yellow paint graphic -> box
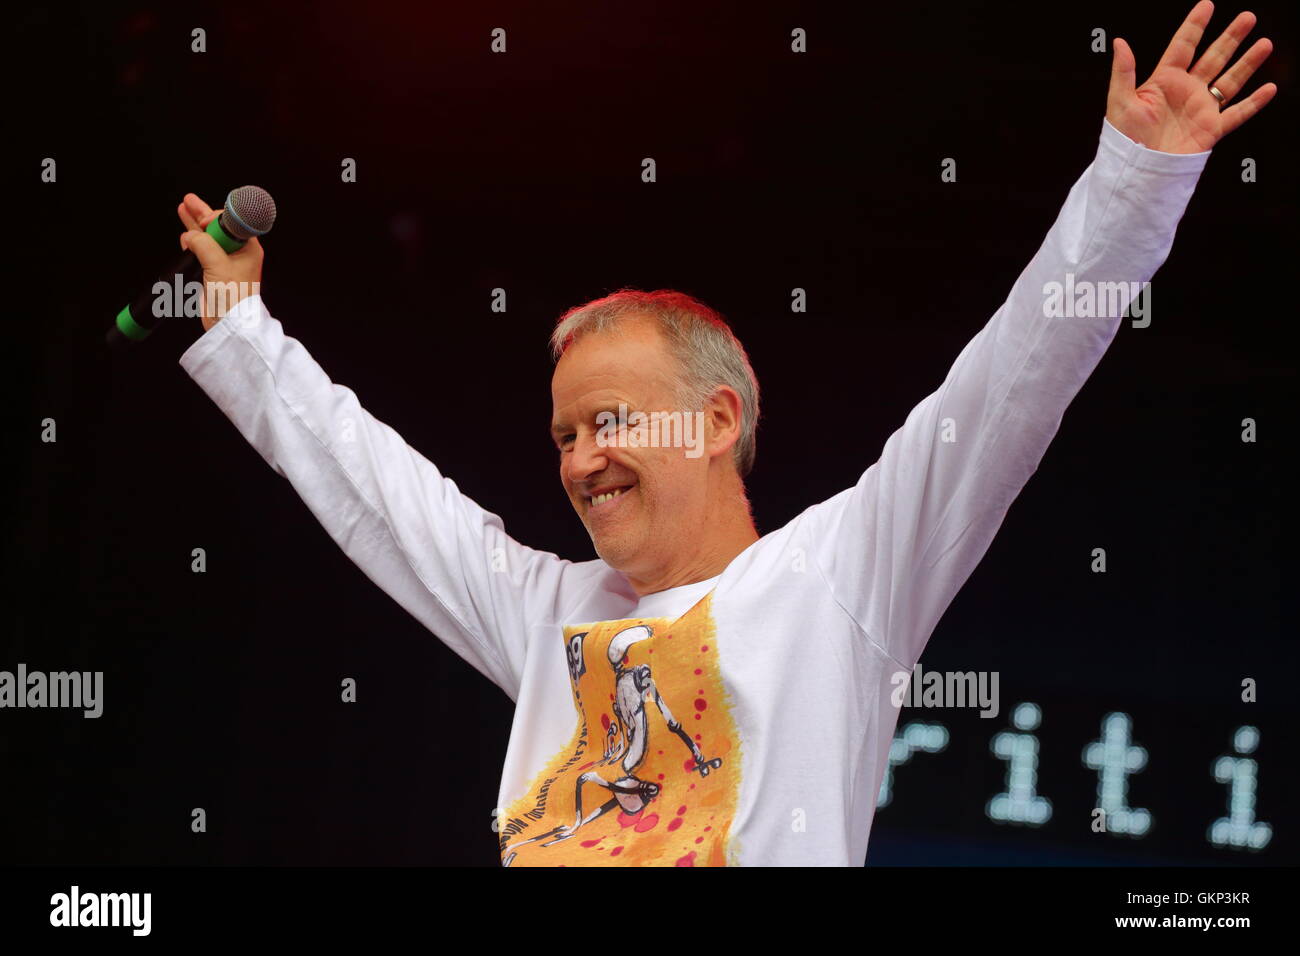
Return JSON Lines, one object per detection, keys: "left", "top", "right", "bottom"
{"left": 499, "top": 593, "right": 741, "bottom": 866}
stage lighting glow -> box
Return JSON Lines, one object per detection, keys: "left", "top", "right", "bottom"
{"left": 876, "top": 721, "right": 950, "bottom": 808}
{"left": 987, "top": 702, "right": 1052, "bottom": 826}
{"left": 1082, "top": 711, "right": 1151, "bottom": 837}
{"left": 1208, "top": 726, "right": 1271, "bottom": 850}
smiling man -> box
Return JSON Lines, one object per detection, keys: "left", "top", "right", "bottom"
{"left": 550, "top": 297, "right": 760, "bottom": 595}
{"left": 177, "top": 3, "right": 1273, "bottom": 865}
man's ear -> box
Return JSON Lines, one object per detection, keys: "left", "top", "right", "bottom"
{"left": 704, "top": 385, "right": 744, "bottom": 462}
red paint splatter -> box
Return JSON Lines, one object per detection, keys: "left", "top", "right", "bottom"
{"left": 581, "top": 839, "right": 600, "bottom": 848}
{"left": 667, "top": 818, "right": 683, "bottom": 832}
{"left": 700, "top": 645, "right": 709, "bottom": 653}
{"left": 677, "top": 805, "right": 688, "bottom": 815}
{"left": 676, "top": 851, "right": 697, "bottom": 867}
{"left": 694, "top": 668, "right": 702, "bottom": 675}
{"left": 611, "top": 846, "right": 623, "bottom": 856}
{"left": 634, "top": 814, "right": 660, "bottom": 833}
{"left": 616, "top": 810, "right": 643, "bottom": 829}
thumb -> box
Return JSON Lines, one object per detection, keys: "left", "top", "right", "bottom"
{"left": 181, "top": 229, "right": 228, "bottom": 272}
{"left": 1109, "top": 37, "right": 1137, "bottom": 102}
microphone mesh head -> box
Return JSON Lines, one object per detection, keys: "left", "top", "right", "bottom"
{"left": 220, "top": 185, "right": 277, "bottom": 240}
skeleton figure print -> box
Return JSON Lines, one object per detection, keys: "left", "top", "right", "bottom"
{"left": 499, "top": 592, "right": 741, "bottom": 866}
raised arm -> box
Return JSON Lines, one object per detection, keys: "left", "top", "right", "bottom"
{"left": 799, "top": 2, "right": 1273, "bottom": 669}
{"left": 177, "top": 289, "right": 601, "bottom": 702}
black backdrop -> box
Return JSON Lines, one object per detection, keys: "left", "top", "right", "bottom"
{"left": 8, "top": 0, "right": 1296, "bottom": 866}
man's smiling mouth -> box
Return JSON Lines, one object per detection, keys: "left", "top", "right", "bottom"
{"left": 587, "top": 485, "right": 634, "bottom": 509}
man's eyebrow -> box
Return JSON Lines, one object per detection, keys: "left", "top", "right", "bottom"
{"left": 549, "top": 403, "right": 626, "bottom": 438}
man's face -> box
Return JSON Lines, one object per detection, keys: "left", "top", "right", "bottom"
{"left": 551, "top": 316, "right": 709, "bottom": 578}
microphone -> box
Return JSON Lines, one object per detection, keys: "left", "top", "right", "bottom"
{"left": 106, "top": 186, "right": 277, "bottom": 346}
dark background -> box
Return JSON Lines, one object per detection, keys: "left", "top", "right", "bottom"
{"left": 7, "top": 0, "right": 1296, "bottom": 866}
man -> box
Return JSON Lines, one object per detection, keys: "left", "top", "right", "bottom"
{"left": 176, "top": 2, "right": 1274, "bottom": 865}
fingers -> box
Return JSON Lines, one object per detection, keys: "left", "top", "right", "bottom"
{"left": 178, "top": 193, "right": 216, "bottom": 247}
{"left": 177, "top": 202, "right": 200, "bottom": 234}
{"left": 1156, "top": 0, "right": 1215, "bottom": 72}
{"left": 184, "top": 193, "right": 214, "bottom": 221}
{"left": 1208, "top": 36, "right": 1273, "bottom": 103}
{"left": 179, "top": 205, "right": 224, "bottom": 249}
{"left": 1109, "top": 37, "right": 1137, "bottom": 103}
{"left": 1191, "top": 10, "right": 1256, "bottom": 82}
{"left": 179, "top": 230, "right": 227, "bottom": 271}
{"left": 1218, "top": 81, "right": 1277, "bottom": 137}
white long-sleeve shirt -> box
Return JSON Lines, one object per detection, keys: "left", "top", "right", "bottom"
{"left": 179, "top": 118, "right": 1208, "bottom": 866}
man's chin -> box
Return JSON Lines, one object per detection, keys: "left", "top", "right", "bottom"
{"left": 591, "top": 533, "right": 637, "bottom": 571}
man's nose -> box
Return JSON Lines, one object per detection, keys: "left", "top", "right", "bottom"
{"left": 565, "top": 430, "right": 610, "bottom": 485}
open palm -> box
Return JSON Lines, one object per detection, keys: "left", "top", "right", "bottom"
{"left": 1107, "top": 1, "right": 1276, "bottom": 154}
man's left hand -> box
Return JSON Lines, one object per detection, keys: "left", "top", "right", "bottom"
{"left": 1107, "top": 1, "right": 1276, "bottom": 153}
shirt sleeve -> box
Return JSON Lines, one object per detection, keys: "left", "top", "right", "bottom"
{"left": 178, "top": 297, "right": 598, "bottom": 701}
{"left": 800, "top": 117, "right": 1211, "bottom": 669}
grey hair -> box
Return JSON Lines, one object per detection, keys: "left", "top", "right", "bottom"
{"left": 550, "top": 288, "right": 761, "bottom": 478}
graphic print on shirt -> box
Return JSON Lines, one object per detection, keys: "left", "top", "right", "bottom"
{"left": 498, "top": 592, "right": 741, "bottom": 866}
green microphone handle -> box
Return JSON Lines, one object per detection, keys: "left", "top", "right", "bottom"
{"left": 107, "top": 215, "right": 246, "bottom": 346}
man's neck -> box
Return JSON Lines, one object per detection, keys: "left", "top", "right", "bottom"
{"left": 626, "top": 515, "right": 759, "bottom": 598}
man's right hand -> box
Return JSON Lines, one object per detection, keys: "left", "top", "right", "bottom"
{"left": 177, "top": 192, "right": 265, "bottom": 332}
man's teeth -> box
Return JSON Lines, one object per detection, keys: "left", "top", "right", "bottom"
{"left": 590, "top": 488, "right": 630, "bottom": 506}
